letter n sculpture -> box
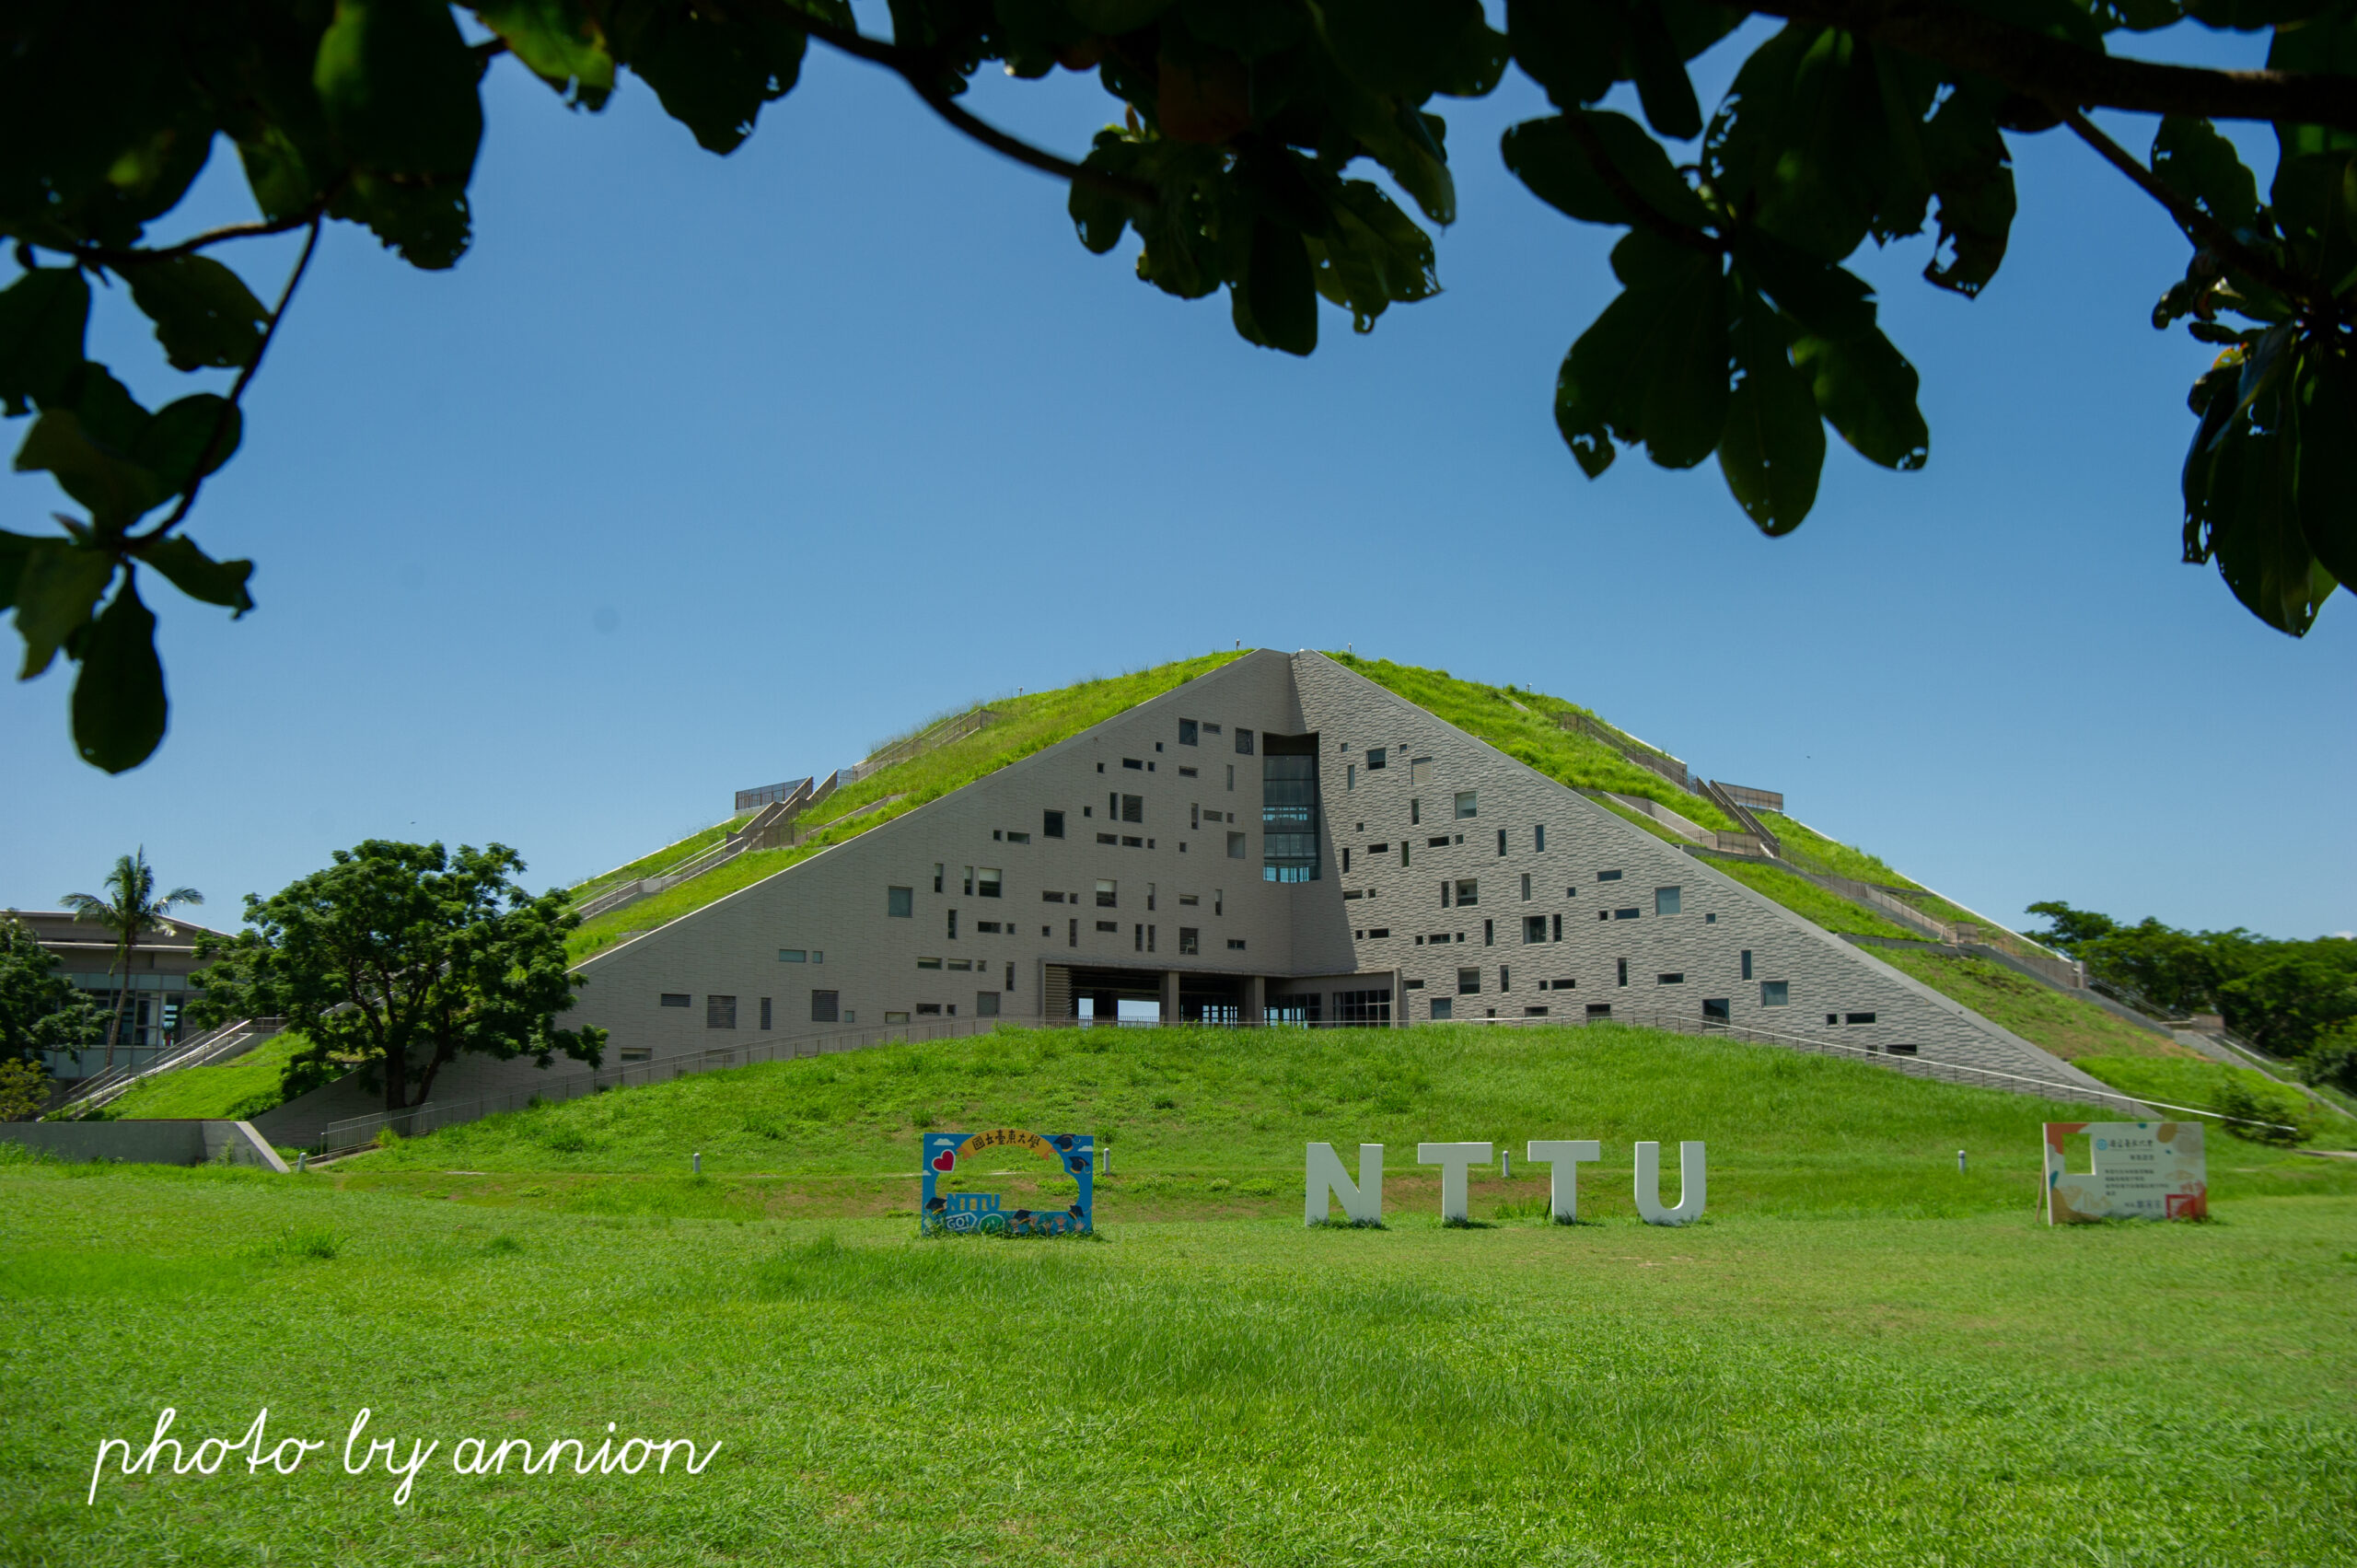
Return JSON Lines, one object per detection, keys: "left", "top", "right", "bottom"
{"left": 922, "top": 1129, "right": 1095, "bottom": 1236}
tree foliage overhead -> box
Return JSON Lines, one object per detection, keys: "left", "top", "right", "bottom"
{"left": 189, "top": 840, "right": 603, "bottom": 1113}
{"left": 2, "top": 0, "right": 2351, "bottom": 771}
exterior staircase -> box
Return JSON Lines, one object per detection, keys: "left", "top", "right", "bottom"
{"left": 51, "top": 1016, "right": 287, "bottom": 1118}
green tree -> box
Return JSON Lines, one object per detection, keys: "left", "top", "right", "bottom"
{"left": 191, "top": 841, "right": 604, "bottom": 1113}
{"left": 2303, "top": 1020, "right": 2357, "bottom": 1094}
{"left": 58, "top": 849, "right": 202, "bottom": 1068}
{"left": 3, "top": 1, "right": 2353, "bottom": 771}
{"left": 0, "top": 912, "right": 107, "bottom": 1066}
{"left": 0, "top": 1058, "right": 51, "bottom": 1122}
{"left": 2023, "top": 900, "right": 2118, "bottom": 958}
{"left": 2216, "top": 939, "right": 2357, "bottom": 1055}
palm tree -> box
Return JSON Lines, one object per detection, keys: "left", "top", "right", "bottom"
{"left": 61, "top": 849, "right": 203, "bottom": 1069}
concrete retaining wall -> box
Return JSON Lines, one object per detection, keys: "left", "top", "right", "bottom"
{"left": 1, "top": 1119, "right": 289, "bottom": 1172}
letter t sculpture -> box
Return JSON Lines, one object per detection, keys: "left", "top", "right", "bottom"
{"left": 1417, "top": 1143, "right": 1493, "bottom": 1223}
{"left": 1525, "top": 1140, "right": 1602, "bottom": 1223}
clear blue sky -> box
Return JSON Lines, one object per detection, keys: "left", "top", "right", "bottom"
{"left": 4, "top": 17, "right": 2350, "bottom": 940}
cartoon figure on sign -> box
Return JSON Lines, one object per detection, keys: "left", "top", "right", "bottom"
{"left": 920, "top": 1129, "right": 1095, "bottom": 1236}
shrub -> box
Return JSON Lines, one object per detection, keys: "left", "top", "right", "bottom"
{"left": 2213, "top": 1074, "right": 2313, "bottom": 1145}
{"left": 0, "top": 1059, "right": 49, "bottom": 1122}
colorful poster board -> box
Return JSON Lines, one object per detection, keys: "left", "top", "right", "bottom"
{"left": 2043, "top": 1121, "right": 2207, "bottom": 1224}
{"left": 921, "top": 1128, "right": 1095, "bottom": 1236}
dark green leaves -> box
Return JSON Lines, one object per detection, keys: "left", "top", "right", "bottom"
{"left": 315, "top": 0, "right": 485, "bottom": 181}
{"left": 2181, "top": 331, "right": 2344, "bottom": 635}
{"left": 6, "top": 536, "right": 114, "bottom": 679}
{"left": 604, "top": 2, "right": 813, "bottom": 155}
{"left": 124, "top": 256, "right": 272, "bottom": 372}
{"left": 475, "top": 0, "right": 618, "bottom": 109}
{"left": 1502, "top": 111, "right": 1714, "bottom": 229}
{"left": 143, "top": 535, "right": 257, "bottom": 617}
{"left": 1323, "top": 0, "right": 1509, "bottom": 98}
{"left": 1236, "top": 219, "right": 1318, "bottom": 355}
{"left": 1556, "top": 232, "right": 1728, "bottom": 474}
{"left": 0, "top": 269, "right": 91, "bottom": 415}
{"left": 1736, "top": 232, "right": 1929, "bottom": 470}
{"left": 1719, "top": 280, "right": 1824, "bottom": 533}
{"left": 73, "top": 570, "right": 167, "bottom": 773}
{"left": 2153, "top": 117, "right": 2263, "bottom": 238}
{"left": 14, "top": 372, "right": 240, "bottom": 530}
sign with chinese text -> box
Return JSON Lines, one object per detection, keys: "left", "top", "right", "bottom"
{"left": 921, "top": 1128, "right": 1094, "bottom": 1236}
{"left": 2044, "top": 1121, "right": 2207, "bottom": 1224}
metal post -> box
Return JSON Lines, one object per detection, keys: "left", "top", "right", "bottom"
{"left": 1956, "top": 1149, "right": 1967, "bottom": 1173}
{"left": 692, "top": 1152, "right": 702, "bottom": 1176}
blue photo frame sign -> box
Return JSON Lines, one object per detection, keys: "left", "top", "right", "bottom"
{"left": 921, "top": 1129, "right": 1095, "bottom": 1236}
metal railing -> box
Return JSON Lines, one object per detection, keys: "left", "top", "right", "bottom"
{"left": 50, "top": 1017, "right": 286, "bottom": 1118}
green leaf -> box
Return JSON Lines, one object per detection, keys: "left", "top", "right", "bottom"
{"left": 1236, "top": 218, "right": 1318, "bottom": 354}
{"left": 0, "top": 269, "right": 91, "bottom": 416}
{"left": 15, "top": 409, "right": 169, "bottom": 531}
{"left": 1314, "top": 55, "right": 1456, "bottom": 224}
{"left": 1323, "top": 0, "right": 1508, "bottom": 98}
{"left": 2291, "top": 338, "right": 2357, "bottom": 584}
{"left": 0, "top": 530, "right": 32, "bottom": 612}
{"left": 1502, "top": 111, "right": 1715, "bottom": 230}
{"left": 473, "top": 0, "right": 617, "bottom": 108}
{"left": 2151, "top": 117, "right": 2262, "bottom": 238}
{"left": 331, "top": 172, "right": 473, "bottom": 270}
{"left": 314, "top": 0, "right": 486, "bottom": 180}
{"left": 123, "top": 256, "right": 271, "bottom": 372}
{"left": 2182, "top": 345, "right": 2337, "bottom": 634}
{"left": 9, "top": 539, "right": 114, "bottom": 679}
{"left": 142, "top": 535, "right": 257, "bottom": 617}
{"left": 1066, "top": 0, "right": 1181, "bottom": 29}
{"left": 1794, "top": 325, "right": 1927, "bottom": 470}
{"left": 1627, "top": 3, "right": 1702, "bottom": 139}
{"left": 1718, "top": 280, "right": 1824, "bottom": 534}
{"left": 133, "top": 395, "right": 243, "bottom": 495}
{"left": 1706, "top": 24, "right": 1919, "bottom": 262}
{"left": 2267, "top": 8, "right": 2357, "bottom": 161}
{"left": 72, "top": 569, "right": 167, "bottom": 773}
{"left": 1306, "top": 180, "right": 1438, "bottom": 331}
{"left": 1556, "top": 232, "right": 1728, "bottom": 473}
{"left": 1176, "top": 0, "right": 1311, "bottom": 60}
{"left": 1509, "top": 0, "right": 1625, "bottom": 107}
{"left": 1920, "top": 84, "right": 2014, "bottom": 296}
{"left": 610, "top": 2, "right": 811, "bottom": 155}
{"left": 1729, "top": 231, "right": 1876, "bottom": 341}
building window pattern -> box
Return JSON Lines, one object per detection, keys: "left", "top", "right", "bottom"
{"left": 1261, "top": 739, "right": 1320, "bottom": 883}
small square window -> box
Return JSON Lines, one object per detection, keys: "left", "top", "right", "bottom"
{"left": 1179, "top": 927, "right": 1200, "bottom": 955}
{"left": 977, "top": 867, "right": 1002, "bottom": 898}
{"left": 706, "top": 994, "right": 737, "bottom": 1029}
{"left": 1454, "top": 878, "right": 1480, "bottom": 906}
{"left": 1703, "top": 998, "right": 1730, "bottom": 1022}
{"left": 1655, "top": 886, "right": 1681, "bottom": 915}
{"left": 1455, "top": 791, "right": 1478, "bottom": 819}
{"left": 977, "top": 992, "right": 1001, "bottom": 1016}
{"left": 887, "top": 887, "right": 912, "bottom": 918}
{"left": 1097, "top": 879, "right": 1117, "bottom": 907}
{"left": 1761, "top": 981, "right": 1790, "bottom": 1006}
{"left": 1367, "top": 748, "right": 1387, "bottom": 769}
{"left": 1432, "top": 997, "right": 1454, "bottom": 1020}
{"left": 1457, "top": 967, "right": 1481, "bottom": 995}
{"left": 1236, "top": 728, "right": 1255, "bottom": 755}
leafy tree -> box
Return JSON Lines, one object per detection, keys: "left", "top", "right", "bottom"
{"left": 3, "top": 0, "right": 2352, "bottom": 770}
{"left": 191, "top": 841, "right": 604, "bottom": 1113}
{"left": 0, "top": 913, "right": 107, "bottom": 1066}
{"left": 58, "top": 848, "right": 202, "bottom": 1068}
{"left": 2303, "top": 1021, "right": 2357, "bottom": 1094}
{"left": 0, "top": 1058, "right": 51, "bottom": 1122}
{"left": 2216, "top": 941, "right": 2357, "bottom": 1055}
{"left": 2023, "top": 900, "right": 2118, "bottom": 957}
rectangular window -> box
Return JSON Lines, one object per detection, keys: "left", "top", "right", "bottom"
{"left": 1846, "top": 1012, "right": 1878, "bottom": 1025}
{"left": 1411, "top": 797, "right": 1422, "bottom": 825}
{"left": 1597, "top": 869, "right": 1622, "bottom": 882}
{"left": 1657, "top": 972, "right": 1685, "bottom": 985}
{"left": 1180, "top": 718, "right": 1199, "bottom": 745}
{"left": 707, "top": 994, "right": 737, "bottom": 1029}
{"left": 1400, "top": 842, "right": 1411, "bottom": 867}
{"left": 1215, "top": 889, "right": 1225, "bottom": 916}
{"left": 975, "top": 921, "right": 1002, "bottom": 934}
{"left": 1178, "top": 893, "right": 1199, "bottom": 905}
{"left": 1342, "top": 847, "right": 1352, "bottom": 873}
{"left": 1367, "top": 747, "right": 1387, "bottom": 770}
{"left": 1227, "top": 830, "right": 1247, "bottom": 859}
{"left": 1122, "top": 758, "right": 1144, "bottom": 771}
{"left": 1456, "top": 790, "right": 1478, "bottom": 819}
{"left": 1347, "top": 763, "right": 1356, "bottom": 792}
{"left": 1587, "top": 1004, "right": 1612, "bottom": 1019}
{"left": 933, "top": 863, "right": 945, "bottom": 893}
{"left": 1521, "top": 873, "right": 1532, "bottom": 900}
{"left": 1411, "top": 757, "right": 1433, "bottom": 786}
{"left": 1044, "top": 809, "right": 1065, "bottom": 839}
{"left": 1703, "top": 998, "right": 1730, "bottom": 1022}
{"left": 962, "top": 866, "right": 974, "bottom": 896}
{"left": 1455, "top": 878, "right": 1479, "bottom": 906}
{"left": 884, "top": 1011, "right": 910, "bottom": 1025}
{"left": 1098, "top": 832, "right": 1119, "bottom": 844}
{"left": 1178, "top": 766, "right": 1197, "bottom": 777}
{"left": 947, "top": 910, "right": 958, "bottom": 939}
{"left": 1146, "top": 883, "right": 1157, "bottom": 911}
{"left": 1614, "top": 907, "right": 1640, "bottom": 920}
{"left": 1121, "top": 794, "right": 1144, "bottom": 823}
{"left": 1179, "top": 927, "right": 1200, "bottom": 955}
{"left": 1069, "top": 918, "right": 1078, "bottom": 947}
{"left": 949, "top": 958, "right": 972, "bottom": 972}
{"left": 1535, "top": 824, "right": 1546, "bottom": 852}
{"left": 977, "top": 992, "right": 1001, "bottom": 1016}
{"left": 1042, "top": 889, "right": 1065, "bottom": 902}
{"left": 1484, "top": 919, "right": 1494, "bottom": 946}
{"left": 778, "top": 948, "right": 807, "bottom": 963}
{"left": 1005, "top": 963, "right": 1016, "bottom": 991}
{"left": 1097, "top": 879, "right": 1117, "bottom": 907}
{"left": 1761, "top": 981, "right": 1790, "bottom": 1006}
{"left": 1367, "top": 927, "right": 1389, "bottom": 938}
{"left": 887, "top": 886, "right": 912, "bottom": 918}
{"left": 1497, "top": 828, "right": 1507, "bottom": 855}
{"left": 1655, "top": 886, "right": 1681, "bottom": 915}
{"left": 978, "top": 868, "right": 1002, "bottom": 899}
{"left": 1191, "top": 803, "right": 1201, "bottom": 830}
{"left": 660, "top": 993, "right": 691, "bottom": 1008}
{"left": 1429, "top": 836, "right": 1451, "bottom": 848}
{"left": 1432, "top": 997, "right": 1454, "bottom": 1020}
{"left": 1441, "top": 880, "right": 1451, "bottom": 908}
{"left": 760, "top": 996, "right": 772, "bottom": 1031}
{"left": 915, "top": 1003, "right": 941, "bottom": 1016}
{"left": 1227, "top": 937, "right": 1246, "bottom": 950}
{"left": 1097, "top": 920, "right": 1119, "bottom": 934}
{"left": 1237, "top": 728, "right": 1255, "bottom": 755}
{"left": 1457, "top": 967, "right": 1481, "bottom": 994}
{"left": 620, "top": 1047, "right": 654, "bottom": 1063}
{"left": 1499, "top": 966, "right": 1510, "bottom": 991}
{"left": 1617, "top": 958, "right": 1629, "bottom": 986}
{"left": 1552, "top": 913, "right": 1562, "bottom": 941}
{"left": 1741, "top": 949, "right": 1754, "bottom": 980}
{"left": 918, "top": 957, "right": 942, "bottom": 970}
{"left": 1226, "top": 764, "right": 1235, "bottom": 791}
{"left": 1524, "top": 915, "right": 1547, "bottom": 944}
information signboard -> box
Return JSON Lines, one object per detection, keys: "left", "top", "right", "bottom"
{"left": 2043, "top": 1121, "right": 2207, "bottom": 1224}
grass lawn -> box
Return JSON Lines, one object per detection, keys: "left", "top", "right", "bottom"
{"left": 3, "top": 1149, "right": 2352, "bottom": 1567}
{"left": 1710, "top": 859, "right": 1923, "bottom": 940}
{"left": 100, "top": 1030, "right": 309, "bottom": 1122}
{"left": 1867, "top": 947, "right": 2190, "bottom": 1061}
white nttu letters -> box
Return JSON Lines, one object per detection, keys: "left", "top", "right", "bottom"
{"left": 1306, "top": 1140, "right": 1707, "bottom": 1226}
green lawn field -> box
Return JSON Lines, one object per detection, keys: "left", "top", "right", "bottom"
{"left": 6, "top": 1026, "right": 2354, "bottom": 1565}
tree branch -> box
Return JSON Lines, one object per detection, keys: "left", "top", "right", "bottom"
{"left": 128, "top": 213, "right": 324, "bottom": 549}
{"left": 2055, "top": 106, "right": 2323, "bottom": 309}
{"left": 791, "top": 13, "right": 1156, "bottom": 204}
{"left": 77, "top": 204, "right": 331, "bottom": 269}
{"left": 1759, "top": 0, "right": 2357, "bottom": 133}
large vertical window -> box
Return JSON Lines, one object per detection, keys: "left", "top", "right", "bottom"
{"left": 1260, "top": 734, "right": 1320, "bottom": 883}
{"left": 1121, "top": 794, "right": 1144, "bottom": 823}
{"left": 1179, "top": 718, "right": 1199, "bottom": 746}
{"left": 1043, "top": 809, "right": 1065, "bottom": 839}
{"left": 1237, "top": 728, "right": 1255, "bottom": 755}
